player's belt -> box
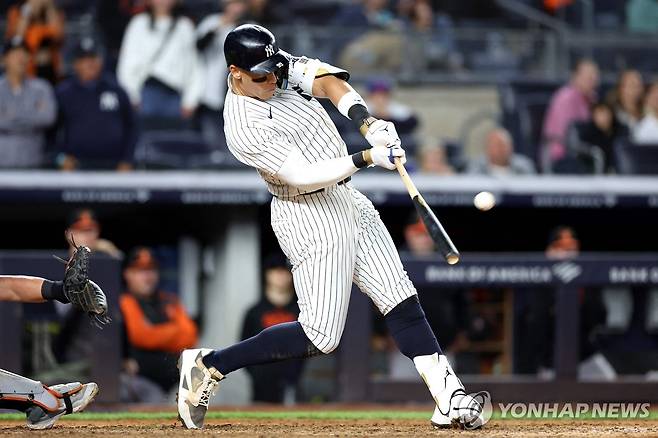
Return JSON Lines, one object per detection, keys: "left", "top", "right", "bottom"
{"left": 297, "top": 176, "right": 351, "bottom": 197}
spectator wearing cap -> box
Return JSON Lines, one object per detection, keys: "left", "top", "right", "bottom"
{"left": 65, "top": 208, "right": 121, "bottom": 258}
{"left": 240, "top": 254, "right": 303, "bottom": 403}
{"left": 120, "top": 247, "right": 198, "bottom": 396}
{"left": 5, "top": 0, "right": 65, "bottom": 84}
{"left": 365, "top": 77, "right": 420, "bottom": 155}
{"left": 0, "top": 37, "right": 56, "bottom": 169}
{"left": 195, "top": 0, "right": 247, "bottom": 148}
{"left": 53, "top": 38, "right": 136, "bottom": 171}
{"left": 53, "top": 207, "right": 121, "bottom": 369}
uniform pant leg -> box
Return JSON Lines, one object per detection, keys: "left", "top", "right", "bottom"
{"left": 271, "top": 192, "right": 357, "bottom": 354}
{"left": 350, "top": 188, "right": 417, "bottom": 315}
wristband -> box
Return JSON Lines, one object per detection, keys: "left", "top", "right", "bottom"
{"left": 41, "top": 280, "right": 69, "bottom": 304}
{"left": 351, "top": 150, "right": 368, "bottom": 168}
{"left": 347, "top": 104, "right": 377, "bottom": 135}
{"left": 338, "top": 91, "right": 367, "bottom": 118}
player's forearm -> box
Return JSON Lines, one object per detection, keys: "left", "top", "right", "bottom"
{"left": 277, "top": 153, "right": 359, "bottom": 192}
{"left": 0, "top": 275, "right": 47, "bottom": 303}
{"left": 313, "top": 75, "right": 353, "bottom": 106}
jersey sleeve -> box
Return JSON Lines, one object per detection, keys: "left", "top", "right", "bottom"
{"left": 227, "top": 124, "right": 294, "bottom": 175}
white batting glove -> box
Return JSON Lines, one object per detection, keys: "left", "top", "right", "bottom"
{"left": 365, "top": 119, "right": 401, "bottom": 149}
{"left": 369, "top": 145, "right": 406, "bottom": 170}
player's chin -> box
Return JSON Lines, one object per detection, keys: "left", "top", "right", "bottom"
{"left": 260, "top": 88, "right": 276, "bottom": 100}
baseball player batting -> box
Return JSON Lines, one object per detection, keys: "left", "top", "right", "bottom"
{"left": 177, "top": 24, "right": 482, "bottom": 430}
{"left": 0, "top": 244, "right": 109, "bottom": 429}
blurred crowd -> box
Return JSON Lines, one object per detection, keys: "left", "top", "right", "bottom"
{"left": 0, "top": 0, "right": 656, "bottom": 173}
{"left": 541, "top": 60, "right": 658, "bottom": 174}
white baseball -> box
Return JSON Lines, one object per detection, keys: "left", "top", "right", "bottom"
{"left": 473, "top": 191, "right": 496, "bottom": 211}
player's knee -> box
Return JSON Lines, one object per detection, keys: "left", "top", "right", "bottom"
{"left": 313, "top": 332, "right": 343, "bottom": 354}
{"left": 322, "top": 337, "right": 341, "bottom": 354}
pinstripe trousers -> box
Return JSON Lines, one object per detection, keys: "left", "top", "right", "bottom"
{"left": 271, "top": 183, "right": 417, "bottom": 353}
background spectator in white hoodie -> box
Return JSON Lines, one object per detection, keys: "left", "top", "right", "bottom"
{"left": 633, "top": 81, "right": 658, "bottom": 144}
{"left": 195, "top": 0, "right": 247, "bottom": 147}
{"left": 117, "top": 0, "right": 203, "bottom": 121}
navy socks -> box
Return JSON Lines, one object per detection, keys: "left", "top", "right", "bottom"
{"left": 385, "top": 295, "right": 442, "bottom": 359}
{"left": 202, "top": 321, "right": 320, "bottom": 376}
{"left": 202, "top": 296, "right": 439, "bottom": 376}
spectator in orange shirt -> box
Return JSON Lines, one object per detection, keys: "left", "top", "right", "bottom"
{"left": 120, "top": 247, "right": 198, "bottom": 394}
{"left": 5, "top": 0, "right": 65, "bottom": 84}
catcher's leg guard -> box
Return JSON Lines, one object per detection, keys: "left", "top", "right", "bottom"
{"left": 25, "top": 382, "right": 98, "bottom": 430}
{"left": 0, "top": 369, "right": 82, "bottom": 412}
{"left": 0, "top": 369, "right": 61, "bottom": 412}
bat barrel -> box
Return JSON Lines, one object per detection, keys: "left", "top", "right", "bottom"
{"left": 395, "top": 157, "right": 459, "bottom": 265}
{"left": 413, "top": 195, "right": 460, "bottom": 265}
{"left": 446, "top": 252, "right": 460, "bottom": 265}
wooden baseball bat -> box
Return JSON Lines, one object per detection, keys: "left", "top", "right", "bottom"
{"left": 394, "top": 158, "right": 460, "bottom": 265}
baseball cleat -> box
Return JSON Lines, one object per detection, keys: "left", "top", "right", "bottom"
{"left": 414, "top": 353, "right": 484, "bottom": 430}
{"left": 177, "top": 348, "right": 223, "bottom": 429}
{"left": 25, "top": 382, "right": 99, "bottom": 430}
{"left": 430, "top": 392, "right": 484, "bottom": 430}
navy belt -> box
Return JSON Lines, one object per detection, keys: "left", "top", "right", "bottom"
{"left": 300, "top": 176, "right": 351, "bottom": 196}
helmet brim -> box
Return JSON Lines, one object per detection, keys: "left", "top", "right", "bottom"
{"left": 249, "top": 50, "right": 290, "bottom": 76}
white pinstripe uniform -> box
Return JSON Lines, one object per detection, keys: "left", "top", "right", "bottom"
{"left": 224, "top": 78, "right": 417, "bottom": 354}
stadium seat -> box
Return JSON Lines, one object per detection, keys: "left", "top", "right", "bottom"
{"left": 614, "top": 140, "right": 658, "bottom": 175}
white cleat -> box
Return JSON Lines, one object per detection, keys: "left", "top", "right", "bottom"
{"left": 177, "top": 348, "right": 223, "bottom": 429}
{"left": 414, "top": 353, "right": 484, "bottom": 430}
{"left": 430, "top": 392, "right": 483, "bottom": 430}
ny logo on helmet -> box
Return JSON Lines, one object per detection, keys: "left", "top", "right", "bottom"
{"left": 265, "top": 44, "right": 275, "bottom": 57}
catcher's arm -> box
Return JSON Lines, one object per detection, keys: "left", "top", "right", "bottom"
{"left": 0, "top": 275, "right": 48, "bottom": 302}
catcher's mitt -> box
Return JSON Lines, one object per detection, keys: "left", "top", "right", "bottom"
{"left": 57, "top": 237, "right": 111, "bottom": 327}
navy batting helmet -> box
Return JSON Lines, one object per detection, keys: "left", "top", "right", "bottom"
{"left": 224, "top": 24, "right": 289, "bottom": 76}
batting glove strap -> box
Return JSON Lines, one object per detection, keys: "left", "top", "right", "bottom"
{"left": 370, "top": 146, "right": 406, "bottom": 170}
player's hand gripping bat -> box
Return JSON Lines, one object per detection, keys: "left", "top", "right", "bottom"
{"left": 394, "top": 158, "right": 460, "bottom": 264}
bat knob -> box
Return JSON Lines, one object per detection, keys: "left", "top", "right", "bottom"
{"left": 446, "top": 253, "right": 460, "bottom": 265}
